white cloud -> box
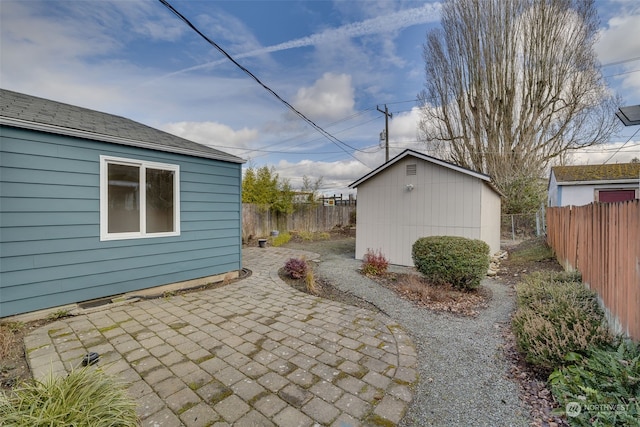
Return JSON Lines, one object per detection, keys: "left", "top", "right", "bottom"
{"left": 274, "top": 158, "right": 372, "bottom": 193}
{"left": 162, "top": 121, "right": 259, "bottom": 155}
{"left": 596, "top": 11, "right": 640, "bottom": 101}
{"left": 160, "top": 2, "right": 441, "bottom": 78}
{"left": 292, "top": 73, "right": 355, "bottom": 121}
{"left": 596, "top": 14, "right": 640, "bottom": 65}
{"left": 194, "top": 9, "right": 270, "bottom": 59}
{"left": 0, "top": 1, "right": 183, "bottom": 114}
{"left": 389, "top": 107, "right": 421, "bottom": 142}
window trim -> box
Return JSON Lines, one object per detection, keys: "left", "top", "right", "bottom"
{"left": 100, "top": 155, "right": 180, "bottom": 241}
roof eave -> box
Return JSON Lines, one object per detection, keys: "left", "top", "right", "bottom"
{"left": 0, "top": 116, "right": 246, "bottom": 164}
{"left": 556, "top": 179, "right": 640, "bottom": 186}
{"left": 349, "top": 149, "right": 500, "bottom": 195}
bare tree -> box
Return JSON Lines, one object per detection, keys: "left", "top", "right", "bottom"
{"left": 418, "top": 0, "right": 620, "bottom": 213}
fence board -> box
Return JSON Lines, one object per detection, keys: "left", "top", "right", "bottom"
{"left": 242, "top": 203, "right": 356, "bottom": 240}
{"left": 547, "top": 200, "right": 639, "bottom": 341}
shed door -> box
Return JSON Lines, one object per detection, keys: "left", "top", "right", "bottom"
{"left": 597, "top": 189, "right": 636, "bottom": 203}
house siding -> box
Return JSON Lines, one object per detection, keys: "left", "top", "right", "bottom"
{"left": 355, "top": 157, "right": 494, "bottom": 266}
{"left": 548, "top": 172, "right": 559, "bottom": 207}
{"left": 548, "top": 168, "right": 640, "bottom": 207}
{"left": 480, "top": 182, "right": 501, "bottom": 254}
{"left": 1, "top": 126, "right": 241, "bottom": 317}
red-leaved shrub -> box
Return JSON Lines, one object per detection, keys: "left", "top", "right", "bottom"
{"left": 284, "top": 257, "right": 308, "bottom": 279}
{"left": 361, "top": 249, "right": 389, "bottom": 276}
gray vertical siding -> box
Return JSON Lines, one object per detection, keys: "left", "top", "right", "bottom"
{"left": 355, "top": 156, "right": 499, "bottom": 266}
{"left": 0, "top": 127, "right": 242, "bottom": 317}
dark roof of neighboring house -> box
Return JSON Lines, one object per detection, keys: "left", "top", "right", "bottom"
{"left": 551, "top": 163, "right": 640, "bottom": 183}
{"left": 0, "top": 89, "right": 244, "bottom": 163}
{"left": 349, "top": 149, "right": 503, "bottom": 196}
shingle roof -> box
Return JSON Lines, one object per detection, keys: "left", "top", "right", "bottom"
{"left": 552, "top": 163, "right": 640, "bottom": 183}
{"left": 0, "top": 89, "right": 244, "bottom": 163}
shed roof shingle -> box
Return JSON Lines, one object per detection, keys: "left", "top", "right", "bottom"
{"left": 0, "top": 89, "right": 244, "bottom": 163}
{"left": 552, "top": 163, "right": 640, "bottom": 183}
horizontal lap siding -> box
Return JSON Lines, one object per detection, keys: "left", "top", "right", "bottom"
{"left": 0, "top": 127, "right": 241, "bottom": 317}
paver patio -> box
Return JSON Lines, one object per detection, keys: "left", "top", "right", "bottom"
{"left": 24, "top": 247, "right": 418, "bottom": 426}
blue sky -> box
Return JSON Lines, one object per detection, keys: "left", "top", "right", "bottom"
{"left": 1, "top": 0, "right": 639, "bottom": 195}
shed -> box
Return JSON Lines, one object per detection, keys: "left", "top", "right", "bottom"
{"left": 548, "top": 163, "right": 640, "bottom": 207}
{"left": 0, "top": 89, "right": 245, "bottom": 317}
{"left": 349, "top": 149, "right": 502, "bottom": 267}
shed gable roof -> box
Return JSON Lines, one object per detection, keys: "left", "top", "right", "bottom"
{"left": 349, "top": 149, "right": 502, "bottom": 195}
{"left": 0, "top": 89, "right": 244, "bottom": 163}
{"left": 551, "top": 163, "right": 640, "bottom": 183}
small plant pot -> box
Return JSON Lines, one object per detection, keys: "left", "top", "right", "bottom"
{"left": 258, "top": 239, "right": 267, "bottom": 248}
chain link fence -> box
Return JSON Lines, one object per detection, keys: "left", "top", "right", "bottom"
{"left": 501, "top": 206, "right": 546, "bottom": 241}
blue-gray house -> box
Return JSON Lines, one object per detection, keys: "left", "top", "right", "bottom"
{"left": 0, "top": 89, "right": 245, "bottom": 317}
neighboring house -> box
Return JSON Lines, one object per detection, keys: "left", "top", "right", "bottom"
{"left": 548, "top": 163, "right": 640, "bottom": 207}
{"left": 0, "top": 89, "right": 245, "bottom": 317}
{"left": 349, "top": 149, "right": 502, "bottom": 267}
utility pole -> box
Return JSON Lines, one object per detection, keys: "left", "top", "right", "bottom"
{"left": 377, "top": 105, "right": 392, "bottom": 162}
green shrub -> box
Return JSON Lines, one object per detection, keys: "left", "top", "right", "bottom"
{"left": 361, "top": 249, "right": 389, "bottom": 276}
{"left": 0, "top": 367, "right": 138, "bottom": 426}
{"left": 512, "top": 272, "right": 612, "bottom": 370}
{"left": 297, "top": 230, "right": 314, "bottom": 241}
{"left": 411, "top": 236, "right": 489, "bottom": 290}
{"left": 271, "top": 232, "right": 291, "bottom": 247}
{"left": 549, "top": 341, "right": 639, "bottom": 426}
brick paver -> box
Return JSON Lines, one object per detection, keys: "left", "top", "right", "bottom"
{"left": 24, "top": 247, "right": 418, "bottom": 425}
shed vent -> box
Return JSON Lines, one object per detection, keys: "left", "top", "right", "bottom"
{"left": 406, "top": 164, "right": 417, "bottom": 175}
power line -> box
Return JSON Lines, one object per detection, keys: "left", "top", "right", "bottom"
{"left": 387, "top": 140, "right": 640, "bottom": 153}
{"left": 603, "top": 68, "right": 640, "bottom": 79}
{"left": 157, "top": 0, "right": 369, "bottom": 165}
{"left": 603, "top": 127, "right": 640, "bottom": 164}
{"left": 235, "top": 114, "right": 383, "bottom": 159}
{"left": 601, "top": 56, "right": 640, "bottom": 68}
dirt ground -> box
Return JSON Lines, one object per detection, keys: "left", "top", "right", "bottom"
{"left": 1, "top": 232, "right": 568, "bottom": 426}
{"left": 1, "top": 318, "right": 50, "bottom": 389}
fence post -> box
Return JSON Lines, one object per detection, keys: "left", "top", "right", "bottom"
{"left": 511, "top": 214, "right": 515, "bottom": 241}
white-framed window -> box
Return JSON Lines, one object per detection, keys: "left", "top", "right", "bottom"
{"left": 100, "top": 155, "right": 180, "bottom": 241}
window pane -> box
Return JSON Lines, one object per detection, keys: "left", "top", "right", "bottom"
{"left": 108, "top": 164, "right": 140, "bottom": 233}
{"left": 146, "top": 168, "right": 174, "bottom": 233}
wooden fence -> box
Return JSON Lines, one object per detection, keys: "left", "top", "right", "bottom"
{"left": 242, "top": 203, "right": 356, "bottom": 240}
{"left": 546, "top": 200, "right": 639, "bottom": 341}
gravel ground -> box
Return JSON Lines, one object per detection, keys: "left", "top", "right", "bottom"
{"left": 309, "top": 247, "right": 531, "bottom": 426}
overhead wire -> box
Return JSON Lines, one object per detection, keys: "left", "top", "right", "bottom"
{"left": 600, "top": 56, "right": 640, "bottom": 68}
{"left": 158, "top": 0, "right": 369, "bottom": 165}
{"left": 603, "top": 128, "right": 640, "bottom": 164}
{"left": 235, "top": 112, "right": 382, "bottom": 158}
{"left": 159, "top": 0, "right": 640, "bottom": 168}
{"left": 603, "top": 68, "right": 640, "bottom": 79}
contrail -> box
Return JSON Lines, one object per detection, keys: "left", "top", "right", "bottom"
{"left": 158, "top": 3, "right": 441, "bottom": 79}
